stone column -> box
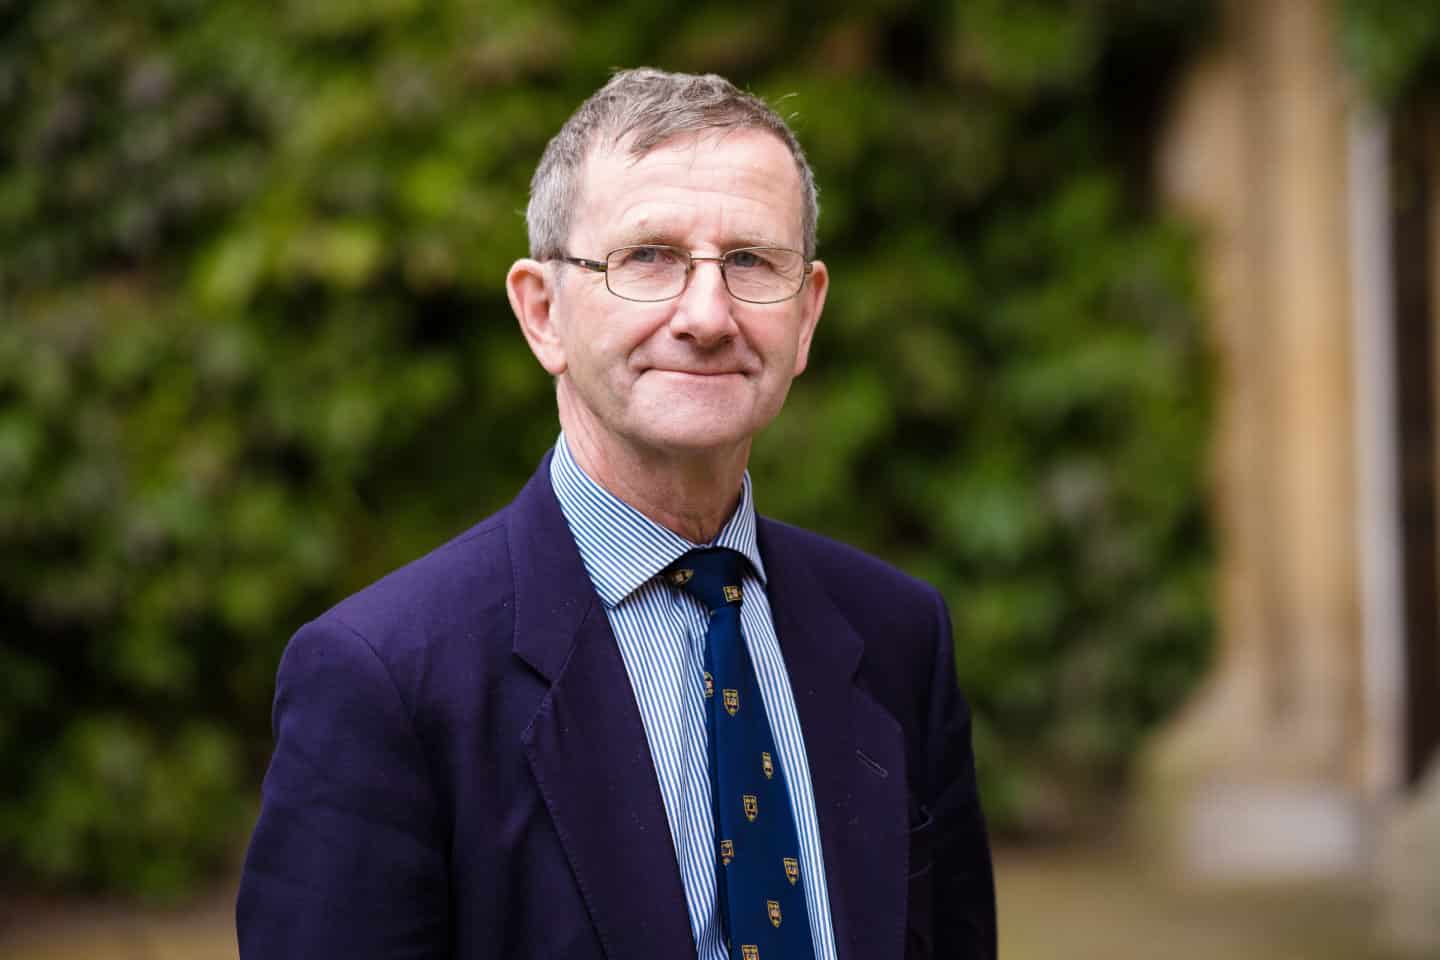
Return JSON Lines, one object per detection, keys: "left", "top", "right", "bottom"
{"left": 1375, "top": 104, "right": 1440, "bottom": 958}
{"left": 1142, "top": 0, "right": 1369, "bottom": 879}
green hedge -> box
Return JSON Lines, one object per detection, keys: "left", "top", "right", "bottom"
{"left": 1342, "top": 0, "right": 1440, "bottom": 105}
{"left": 1, "top": 0, "right": 1215, "bottom": 896}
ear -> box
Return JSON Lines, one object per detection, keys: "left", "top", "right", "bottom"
{"left": 507, "top": 258, "right": 567, "bottom": 376}
{"left": 790, "top": 259, "right": 829, "bottom": 376}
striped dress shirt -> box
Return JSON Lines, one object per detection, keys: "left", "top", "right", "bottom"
{"left": 550, "top": 435, "right": 838, "bottom": 960}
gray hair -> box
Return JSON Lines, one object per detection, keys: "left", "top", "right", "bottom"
{"left": 525, "top": 67, "right": 820, "bottom": 261}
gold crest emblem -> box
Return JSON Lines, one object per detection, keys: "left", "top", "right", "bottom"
{"left": 741, "top": 946, "right": 759, "bottom": 960}
{"left": 723, "top": 688, "right": 739, "bottom": 716}
{"left": 669, "top": 568, "right": 693, "bottom": 586}
{"left": 761, "top": 751, "right": 774, "bottom": 779}
{"left": 743, "top": 794, "right": 758, "bottom": 822}
{"left": 719, "top": 838, "right": 734, "bottom": 865}
{"left": 723, "top": 584, "right": 742, "bottom": 603}
{"left": 767, "top": 899, "right": 782, "bottom": 927}
{"left": 783, "top": 857, "right": 799, "bottom": 885}
{"left": 704, "top": 671, "right": 714, "bottom": 698}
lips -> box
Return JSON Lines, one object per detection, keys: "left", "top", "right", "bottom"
{"left": 647, "top": 367, "right": 748, "bottom": 378}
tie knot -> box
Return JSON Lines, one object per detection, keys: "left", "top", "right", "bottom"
{"left": 664, "top": 547, "right": 747, "bottom": 613}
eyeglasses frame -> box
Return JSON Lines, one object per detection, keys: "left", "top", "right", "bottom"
{"left": 556, "top": 244, "right": 815, "bottom": 304}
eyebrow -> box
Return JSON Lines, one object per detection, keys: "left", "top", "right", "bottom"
{"left": 612, "top": 230, "right": 790, "bottom": 250}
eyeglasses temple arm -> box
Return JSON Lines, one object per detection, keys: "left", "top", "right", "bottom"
{"left": 558, "top": 256, "right": 607, "bottom": 273}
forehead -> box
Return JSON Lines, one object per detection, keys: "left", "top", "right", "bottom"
{"left": 572, "top": 128, "right": 804, "bottom": 250}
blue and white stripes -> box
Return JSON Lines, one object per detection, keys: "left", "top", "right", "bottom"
{"left": 550, "top": 434, "right": 837, "bottom": 960}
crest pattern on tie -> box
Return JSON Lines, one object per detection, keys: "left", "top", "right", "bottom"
{"left": 667, "top": 547, "right": 815, "bottom": 960}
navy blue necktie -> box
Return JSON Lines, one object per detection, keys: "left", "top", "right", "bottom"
{"left": 667, "top": 548, "right": 815, "bottom": 960}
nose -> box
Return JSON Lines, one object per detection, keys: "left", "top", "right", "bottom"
{"left": 668, "top": 258, "right": 738, "bottom": 347}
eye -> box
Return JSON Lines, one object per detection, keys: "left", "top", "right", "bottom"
{"left": 618, "top": 245, "right": 680, "bottom": 266}
{"left": 727, "top": 249, "right": 768, "bottom": 269}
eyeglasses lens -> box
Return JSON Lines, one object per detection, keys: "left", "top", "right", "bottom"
{"left": 604, "top": 246, "right": 803, "bottom": 303}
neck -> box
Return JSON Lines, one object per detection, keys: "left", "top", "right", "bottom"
{"left": 558, "top": 399, "right": 749, "bottom": 545}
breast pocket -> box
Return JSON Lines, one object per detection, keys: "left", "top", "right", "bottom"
{"left": 905, "top": 807, "right": 935, "bottom": 959}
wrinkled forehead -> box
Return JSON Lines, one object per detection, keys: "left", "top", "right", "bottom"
{"left": 571, "top": 128, "right": 805, "bottom": 250}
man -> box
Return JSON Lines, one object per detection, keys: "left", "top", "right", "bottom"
{"left": 238, "top": 68, "right": 995, "bottom": 960}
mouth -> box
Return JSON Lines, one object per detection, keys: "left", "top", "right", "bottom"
{"left": 649, "top": 368, "right": 747, "bottom": 378}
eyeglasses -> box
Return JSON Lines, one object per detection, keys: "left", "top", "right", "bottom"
{"left": 557, "top": 245, "right": 813, "bottom": 304}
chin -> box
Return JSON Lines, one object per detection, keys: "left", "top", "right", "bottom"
{"left": 624, "top": 414, "right": 761, "bottom": 459}
{"left": 626, "top": 390, "right": 760, "bottom": 445}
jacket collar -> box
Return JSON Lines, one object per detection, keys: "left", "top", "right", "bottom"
{"left": 510, "top": 451, "right": 698, "bottom": 959}
{"left": 510, "top": 455, "right": 910, "bottom": 960}
{"left": 757, "top": 517, "right": 910, "bottom": 960}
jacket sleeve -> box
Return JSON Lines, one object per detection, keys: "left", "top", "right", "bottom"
{"left": 925, "top": 589, "right": 997, "bottom": 960}
{"left": 236, "top": 617, "right": 449, "bottom": 958}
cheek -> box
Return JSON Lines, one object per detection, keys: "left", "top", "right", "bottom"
{"left": 751, "top": 314, "right": 805, "bottom": 364}
{"left": 559, "top": 299, "right": 619, "bottom": 365}
{"left": 608, "top": 308, "right": 675, "bottom": 357}
{"left": 568, "top": 315, "right": 656, "bottom": 389}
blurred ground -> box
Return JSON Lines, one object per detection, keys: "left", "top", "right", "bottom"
{"left": 0, "top": 880, "right": 238, "bottom": 960}
{"left": 997, "top": 844, "right": 1391, "bottom": 960}
{"left": 0, "top": 843, "right": 1393, "bottom": 960}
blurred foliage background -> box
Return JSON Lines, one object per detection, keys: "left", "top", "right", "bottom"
{"left": 0, "top": 0, "right": 1226, "bottom": 897}
{"left": 1342, "top": 0, "right": 1440, "bottom": 106}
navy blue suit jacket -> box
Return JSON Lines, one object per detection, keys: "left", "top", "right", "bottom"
{"left": 237, "top": 455, "right": 995, "bottom": 959}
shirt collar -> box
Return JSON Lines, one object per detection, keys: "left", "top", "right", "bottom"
{"left": 549, "top": 433, "right": 767, "bottom": 609}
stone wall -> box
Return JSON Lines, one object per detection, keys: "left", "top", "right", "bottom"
{"left": 1143, "top": 0, "right": 1440, "bottom": 951}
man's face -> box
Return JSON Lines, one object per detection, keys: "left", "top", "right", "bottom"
{"left": 522, "top": 128, "right": 827, "bottom": 464}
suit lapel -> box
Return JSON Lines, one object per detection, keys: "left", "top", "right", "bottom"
{"left": 759, "top": 519, "right": 911, "bottom": 960}
{"left": 510, "top": 457, "right": 697, "bottom": 960}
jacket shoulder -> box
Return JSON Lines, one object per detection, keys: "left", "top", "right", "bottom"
{"left": 328, "top": 508, "right": 510, "bottom": 629}
{"left": 297, "top": 502, "right": 522, "bottom": 703}
{"left": 758, "top": 516, "right": 942, "bottom": 612}
{"left": 758, "top": 516, "right": 952, "bottom": 728}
